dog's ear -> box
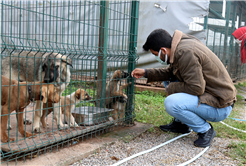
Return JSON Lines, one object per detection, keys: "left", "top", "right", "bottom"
{"left": 41, "top": 86, "right": 48, "bottom": 103}
{"left": 42, "top": 56, "right": 50, "bottom": 71}
{"left": 76, "top": 93, "right": 80, "bottom": 100}
{"left": 42, "top": 60, "right": 47, "bottom": 71}
{"left": 61, "top": 56, "right": 73, "bottom": 68}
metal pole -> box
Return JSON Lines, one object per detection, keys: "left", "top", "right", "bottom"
{"left": 212, "top": 30, "right": 216, "bottom": 52}
{"left": 97, "top": 1, "right": 109, "bottom": 108}
{"left": 219, "top": 32, "right": 222, "bottom": 59}
{"left": 126, "top": 1, "right": 139, "bottom": 124}
{"left": 228, "top": 1, "right": 237, "bottom": 78}
{"left": 203, "top": 16, "right": 208, "bottom": 46}
{"left": 236, "top": 4, "right": 242, "bottom": 79}
{"left": 222, "top": 1, "right": 231, "bottom": 65}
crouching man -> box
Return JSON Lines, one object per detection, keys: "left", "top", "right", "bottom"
{"left": 131, "top": 29, "right": 237, "bottom": 147}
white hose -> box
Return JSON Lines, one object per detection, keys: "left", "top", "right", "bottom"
{"left": 220, "top": 121, "right": 246, "bottom": 133}
{"left": 177, "top": 146, "right": 209, "bottom": 166}
{"left": 111, "top": 131, "right": 192, "bottom": 166}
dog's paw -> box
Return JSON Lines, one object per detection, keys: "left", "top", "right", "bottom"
{"left": 58, "top": 124, "right": 69, "bottom": 129}
{"left": 73, "top": 123, "right": 79, "bottom": 127}
{"left": 125, "top": 121, "right": 136, "bottom": 127}
{"left": 1, "top": 137, "right": 15, "bottom": 143}
{"left": 24, "top": 120, "right": 32, "bottom": 125}
{"left": 69, "top": 122, "right": 79, "bottom": 127}
{"left": 33, "top": 127, "right": 42, "bottom": 133}
{"left": 25, "top": 132, "right": 34, "bottom": 138}
{"left": 9, "top": 137, "right": 15, "bottom": 142}
{"left": 29, "top": 134, "right": 37, "bottom": 139}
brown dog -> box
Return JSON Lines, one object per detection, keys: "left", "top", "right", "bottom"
{"left": 104, "top": 70, "right": 131, "bottom": 125}
{"left": 41, "top": 89, "right": 92, "bottom": 128}
{"left": 1, "top": 75, "right": 60, "bottom": 143}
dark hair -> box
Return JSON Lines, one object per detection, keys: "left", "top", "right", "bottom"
{"left": 143, "top": 29, "right": 172, "bottom": 52}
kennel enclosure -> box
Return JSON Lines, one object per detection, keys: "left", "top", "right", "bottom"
{"left": 1, "top": 1, "right": 139, "bottom": 164}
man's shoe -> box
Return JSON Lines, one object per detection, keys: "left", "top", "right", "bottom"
{"left": 159, "top": 119, "right": 191, "bottom": 134}
{"left": 194, "top": 123, "right": 216, "bottom": 147}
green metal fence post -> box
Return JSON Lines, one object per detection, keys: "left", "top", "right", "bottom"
{"left": 236, "top": 4, "right": 242, "bottom": 79}
{"left": 0, "top": 1, "right": 2, "bottom": 120}
{"left": 212, "top": 30, "right": 216, "bottom": 52}
{"left": 127, "top": 1, "right": 139, "bottom": 124}
{"left": 229, "top": 1, "right": 237, "bottom": 77}
{"left": 97, "top": 1, "right": 109, "bottom": 108}
{"left": 203, "top": 16, "right": 208, "bottom": 46}
{"left": 219, "top": 32, "right": 222, "bottom": 60}
{"left": 222, "top": 1, "right": 231, "bottom": 65}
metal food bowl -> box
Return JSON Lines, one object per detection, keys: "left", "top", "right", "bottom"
{"left": 72, "top": 106, "right": 114, "bottom": 125}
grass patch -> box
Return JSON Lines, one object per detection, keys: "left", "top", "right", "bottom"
{"left": 226, "top": 142, "right": 246, "bottom": 165}
{"left": 237, "top": 94, "right": 244, "bottom": 101}
{"left": 134, "top": 90, "right": 173, "bottom": 126}
{"left": 238, "top": 82, "right": 246, "bottom": 87}
{"left": 234, "top": 84, "right": 240, "bottom": 89}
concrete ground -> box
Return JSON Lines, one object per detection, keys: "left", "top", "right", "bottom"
{"left": 2, "top": 122, "right": 152, "bottom": 166}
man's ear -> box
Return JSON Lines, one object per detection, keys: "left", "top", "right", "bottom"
{"left": 41, "top": 87, "right": 48, "bottom": 103}
{"left": 160, "top": 47, "right": 167, "bottom": 54}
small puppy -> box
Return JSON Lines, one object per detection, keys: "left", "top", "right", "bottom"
{"left": 104, "top": 70, "right": 130, "bottom": 106}
{"left": 41, "top": 88, "right": 92, "bottom": 128}
{"left": 1, "top": 75, "right": 60, "bottom": 143}
{"left": 105, "top": 70, "right": 131, "bottom": 125}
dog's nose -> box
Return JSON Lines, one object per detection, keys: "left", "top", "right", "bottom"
{"left": 47, "top": 77, "right": 55, "bottom": 83}
{"left": 44, "top": 78, "right": 55, "bottom": 83}
{"left": 44, "top": 78, "right": 50, "bottom": 83}
{"left": 124, "top": 72, "right": 130, "bottom": 78}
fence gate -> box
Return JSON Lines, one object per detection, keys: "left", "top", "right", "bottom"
{"left": 0, "top": 1, "right": 139, "bottom": 164}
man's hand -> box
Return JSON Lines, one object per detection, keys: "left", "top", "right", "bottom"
{"left": 131, "top": 68, "right": 145, "bottom": 78}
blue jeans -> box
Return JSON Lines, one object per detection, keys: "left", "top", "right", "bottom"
{"left": 163, "top": 82, "right": 232, "bottom": 133}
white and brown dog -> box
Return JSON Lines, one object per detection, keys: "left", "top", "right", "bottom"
{"left": 41, "top": 88, "right": 92, "bottom": 128}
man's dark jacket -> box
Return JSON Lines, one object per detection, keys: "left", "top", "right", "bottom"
{"left": 146, "top": 30, "right": 237, "bottom": 108}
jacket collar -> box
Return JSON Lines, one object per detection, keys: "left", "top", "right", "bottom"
{"left": 170, "top": 30, "right": 183, "bottom": 64}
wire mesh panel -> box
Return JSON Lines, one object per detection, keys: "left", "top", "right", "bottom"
{"left": 0, "top": 1, "right": 139, "bottom": 164}
{"left": 206, "top": 1, "right": 246, "bottom": 80}
{"left": 188, "top": 1, "right": 246, "bottom": 81}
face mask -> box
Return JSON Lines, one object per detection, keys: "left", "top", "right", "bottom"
{"left": 155, "top": 48, "right": 168, "bottom": 65}
{"left": 235, "top": 39, "right": 242, "bottom": 44}
{"left": 235, "top": 32, "right": 246, "bottom": 44}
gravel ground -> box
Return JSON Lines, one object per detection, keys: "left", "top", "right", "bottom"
{"left": 70, "top": 129, "right": 239, "bottom": 166}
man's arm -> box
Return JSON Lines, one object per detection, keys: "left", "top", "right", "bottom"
{"left": 146, "top": 66, "right": 174, "bottom": 82}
